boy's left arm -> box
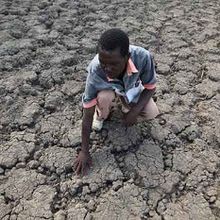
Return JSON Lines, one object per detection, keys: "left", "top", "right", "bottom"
{"left": 124, "top": 50, "right": 157, "bottom": 126}
{"left": 123, "top": 88, "right": 155, "bottom": 126}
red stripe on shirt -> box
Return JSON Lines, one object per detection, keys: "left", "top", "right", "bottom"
{"left": 83, "top": 98, "right": 97, "bottom": 108}
{"left": 143, "top": 84, "right": 156, "bottom": 90}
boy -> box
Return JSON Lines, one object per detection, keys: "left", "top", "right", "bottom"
{"left": 74, "top": 28, "right": 159, "bottom": 175}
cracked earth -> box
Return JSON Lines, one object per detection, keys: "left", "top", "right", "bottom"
{"left": 0, "top": 0, "right": 220, "bottom": 219}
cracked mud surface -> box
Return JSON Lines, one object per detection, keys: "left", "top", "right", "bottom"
{"left": 0, "top": 0, "right": 220, "bottom": 219}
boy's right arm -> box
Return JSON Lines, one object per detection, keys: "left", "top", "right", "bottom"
{"left": 74, "top": 106, "right": 95, "bottom": 175}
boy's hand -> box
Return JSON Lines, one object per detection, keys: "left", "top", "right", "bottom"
{"left": 74, "top": 150, "right": 92, "bottom": 176}
{"left": 123, "top": 109, "right": 139, "bottom": 126}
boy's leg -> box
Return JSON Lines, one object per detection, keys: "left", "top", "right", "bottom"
{"left": 92, "top": 90, "right": 115, "bottom": 131}
{"left": 139, "top": 98, "right": 159, "bottom": 120}
{"left": 120, "top": 97, "right": 159, "bottom": 120}
{"left": 96, "top": 90, "right": 115, "bottom": 120}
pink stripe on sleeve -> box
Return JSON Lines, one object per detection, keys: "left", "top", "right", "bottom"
{"left": 127, "top": 58, "right": 138, "bottom": 75}
{"left": 144, "top": 84, "right": 156, "bottom": 90}
{"left": 83, "top": 98, "right": 97, "bottom": 108}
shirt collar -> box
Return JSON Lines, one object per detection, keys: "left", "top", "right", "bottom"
{"left": 126, "top": 58, "right": 138, "bottom": 76}
{"left": 107, "top": 58, "right": 138, "bottom": 81}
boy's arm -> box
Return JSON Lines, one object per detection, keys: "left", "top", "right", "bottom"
{"left": 132, "top": 88, "right": 155, "bottom": 114}
{"left": 81, "top": 106, "right": 95, "bottom": 152}
{"left": 123, "top": 50, "right": 157, "bottom": 126}
{"left": 74, "top": 106, "right": 95, "bottom": 175}
{"left": 123, "top": 88, "right": 155, "bottom": 126}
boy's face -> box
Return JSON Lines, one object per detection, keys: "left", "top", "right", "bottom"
{"left": 98, "top": 48, "right": 129, "bottom": 79}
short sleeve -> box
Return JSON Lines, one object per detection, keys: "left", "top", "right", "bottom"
{"left": 140, "top": 52, "right": 157, "bottom": 90}
{"left": 82, "top": 79, "right": 98, "bottom": 108}
{"left": 82, "top": 63, "right": 99, "bottom": 108}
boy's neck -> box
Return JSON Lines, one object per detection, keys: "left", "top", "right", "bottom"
{"left": 117, "top": 65, "right": 127, "bottom": 80}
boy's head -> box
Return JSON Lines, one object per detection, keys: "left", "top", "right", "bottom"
{"left": 97, "top": 28, "right": 130, "bottom": 79}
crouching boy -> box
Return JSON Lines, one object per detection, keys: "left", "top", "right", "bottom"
{"left": 74, "top": 28, "right": 159, "bottom": 175}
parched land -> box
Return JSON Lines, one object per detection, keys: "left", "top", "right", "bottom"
{"left": 0, "top": 0, "right": 220, "bottom": 219}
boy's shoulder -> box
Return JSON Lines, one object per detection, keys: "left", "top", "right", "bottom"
{"left": 130, "top": 45, "right": 151, "bottom": 68}
{"left": 130, "top": 45, "right": 150, "bottom": 57}
{"left": 87, "top": 54, "right": 100, "bottom": 74}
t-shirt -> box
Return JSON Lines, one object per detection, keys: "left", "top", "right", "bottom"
{"left": 82, "top": 45, "right": 156, "bottom": 108}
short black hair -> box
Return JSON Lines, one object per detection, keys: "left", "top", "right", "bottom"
{"left": 98, "top": 28, "right": 129, "bottom": 57}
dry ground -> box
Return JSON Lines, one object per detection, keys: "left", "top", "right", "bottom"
{"left": 0, "top": 0, "right": 220, "bottom": 219}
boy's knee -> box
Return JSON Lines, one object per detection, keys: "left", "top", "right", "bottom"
{"left": 97, "top": 90, "right": 115, "bottom": 102}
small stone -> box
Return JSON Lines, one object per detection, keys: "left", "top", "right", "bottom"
{"left": 54, "top": 204, "right": 60, "bottom": 210}
{"left": 174, "top": 83, "right": 188, "bottom": 95}
{"left": 116, "top": 146, "right": 122, "bottom": 152}
{"left": 16, "top": 162, "right": 26, "bottom": 169}
{"left": 159, "top": 118, "right": 166, "bottom": 125}
{"left": 56, "top": 167, "right": 64, "bottom": 175}
{"left": 48, "top": 173, "right": 58, "bottom": 182}
{"left": 54, "top": 210, "right": 66, "bottom": 220}
{"left": 85, "top": 213, "right": 93, "bottom": 220}
{"left": 162, "top": 198, "right": 168, "bottom": 203}
{"left": 122, "top": 145, "right": 129, "bottom": 151}
{"left": 87, "top": 200, "right": 96, "bottom": 211}
{"left": 128, "top": 178, "right": 134, "bottom": 183}
{"left": 70, "top": 187, "right": 77, "bottom": 196}
{"left": 89, "top": 183, "right": 99, "bottom": 193}
{"left": 101, "top": 130, "right": 108, "bottom": 138}
{"left": 115, "top": 155, "right": 121, "bottom": 161}
{"left": 149, "top": 210, "right": 156, "bottom": 217}
{"left": 76, "top": 179, "right": 82, "bottom": 186}
{"left": 178, "top": 185, "right": 185, "bottom": 191}
{"left": 34, "top": 151, "right": 42, "bottom": 160}
{"left": 130, "top": 172, "right": 136, "bottom": 179}
{"left": 109, "top": 143, "right": 113, "bottom": 149}
{"left": 141, "top": 190, "right": 149, "bottom": 200}
{"left": 53, "top": 138, "right": 59, "bottom": 144}
{"left": 165, "top": 158, "right": 172, "bottom": 168}
{"left": 119, "top": 162, "right": 124, "bottom": 167}
{"left": 90, "top": 132, "right": 96, "bottom": 140}
{"left": 203, "top": 181, "right": 209, "bottom": 187}
{"left": 112, "top": 180, "right": 123, "bottom": 191}
{"left": 82, "top": 186, "right": 90, "bottom": 196}
{"left": 208, "top": 68, "right": 220, "bottom": 82}
{"left": 44, "top": 91, "right": 64, "bottom": 110}
{"left": 157, "top": 63, "right": 170, "bottom": 75}
{"left": 60, "top": 174, "right": 66, "bottom": 181}
{"left": 61, "top": 197, "right": 67, "bottom": 203}
{"left": 75, "top": 203, "right": 83, "bottom": 209}
{"left": 49, "top": 30, "right": 59, "bottom": 39}
{"left": 10, "top": 214, "right": 17, "bottom": 220}
{"left": 157, "top": 201, "right": 166, "bottom": 213}
{"left": 0, "top": 167, "right": 4, "bottom": 174}
{"left": 60, "top": 184, "right": 68, "bottom": 193}
{"left": 187, "top": 125, "right": 201, "bottom": 141}
{"left": 4, "top": 169, "right": 11, "bottom": 176}
{"left": 64, "top": 191, "right": 70, "bottom": 198}
{"left": 83, "top": 195, "right": 91, "bottom": 202}
{"left": 214, "top": 200, "right": 220, "bottom": 208}
{"left": 206, "top": 188, "right": 217, "bottom": 197}
{"left": 37, "top": 166, "right": 44, "bottom": 173}
{"left": 28, "top": 160, "right": 40, "bottom": 169}
{"left": 148, "top": 199, "right": 154, "bottom": 206}
{"left": 209, "top": 196, "right": 216, "bottom": 203}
